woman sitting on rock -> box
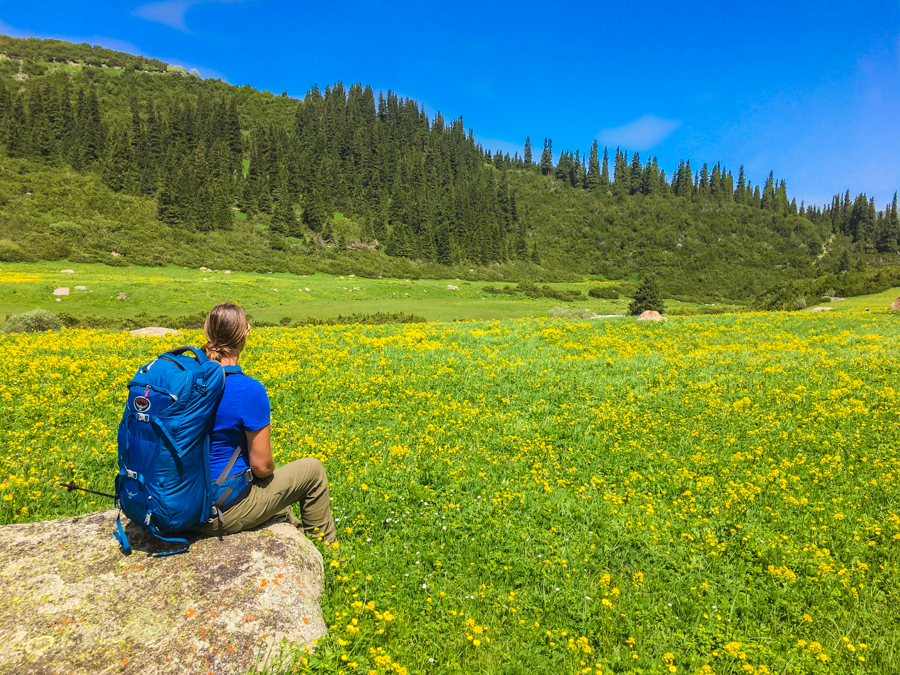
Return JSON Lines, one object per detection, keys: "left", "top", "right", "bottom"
{"left": 196, "top": 302, "right": 336, "bottom": 544}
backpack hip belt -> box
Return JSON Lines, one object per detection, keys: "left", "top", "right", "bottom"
{"left": 212, "top": 467, "right": 254, "bottom": 517}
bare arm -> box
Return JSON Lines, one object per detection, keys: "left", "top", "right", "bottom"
{"left": 246, "top": 425, "right": 275, "bottom": 478}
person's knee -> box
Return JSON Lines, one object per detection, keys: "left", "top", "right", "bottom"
{"left": 303, "top": 457, "right": 327, "bottom": 481}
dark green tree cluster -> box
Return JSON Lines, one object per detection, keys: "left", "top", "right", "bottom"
{"left": 0, "top": 47, "right": 524, "bottom": 265}
{"left": 803, "top": 190, "right": 900, "bottom": 253}
{"left": 283, "top": 84, "right": 522, "bottom": 263}
{"left": 0, "top": 73, "right": 242, "bottom": 231}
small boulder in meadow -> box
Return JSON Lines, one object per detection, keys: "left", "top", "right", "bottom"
{"left": 129, "top": 326, "right": 182, "bottom": 337}
{"left": 637, "top": 310, "right": 664, "bottom": 322}
{"left": 116, "top": 292, "right": 128, "bottom": 300}
{"left": 59, "top": 269, "right": 75, "bottom": 274}
{"left": 888, "top": 297, "right": 900, "bottom": 311}
{"left": 52, "top": 287, "right": 69, "bottom": 296}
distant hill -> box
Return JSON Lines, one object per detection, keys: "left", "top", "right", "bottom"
{"left": 0, "top": 34, "right": 897, "bottom": 302}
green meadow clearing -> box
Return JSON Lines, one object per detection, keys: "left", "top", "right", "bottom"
{"left": 0, "top": 262, "right": 744, "bottom": 323}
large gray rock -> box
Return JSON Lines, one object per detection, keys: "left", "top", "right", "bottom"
{"left": 0, "top": 509, "right": 326, "bottom": 674}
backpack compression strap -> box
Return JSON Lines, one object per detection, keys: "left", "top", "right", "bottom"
{"left": 114, "top": 510, "right": 132, "bottom": 555}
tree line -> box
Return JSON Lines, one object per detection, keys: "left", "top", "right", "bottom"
{"left": 0, "top": 33, "right": 897, "bottom": 284}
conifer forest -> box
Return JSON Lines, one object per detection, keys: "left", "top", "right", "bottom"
{"left": 1, "top": 35, "right": 898, "bottom": 304}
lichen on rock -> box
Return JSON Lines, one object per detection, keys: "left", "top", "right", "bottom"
{"left": 0, "top": 509, "right": 325, "bottom": 674}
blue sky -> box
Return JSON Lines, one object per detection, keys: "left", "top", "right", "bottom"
{"left": 1, "top": 0, "right": 898, "bottom": 207}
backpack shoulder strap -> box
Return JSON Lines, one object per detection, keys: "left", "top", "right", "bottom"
{"left": 211, "top": 364, "right": 247, "bottom": 519}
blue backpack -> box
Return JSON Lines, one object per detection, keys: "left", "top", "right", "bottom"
{"left": 114, "top": 346, "right": 241, "bottom": 556}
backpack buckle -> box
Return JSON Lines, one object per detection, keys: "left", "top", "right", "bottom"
{"left": 137, "top": 413, "right": 149, "bottom": 422}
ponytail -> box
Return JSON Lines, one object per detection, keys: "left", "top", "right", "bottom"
{"left": 201, "top": 303, "right": 248, "bottom": 363}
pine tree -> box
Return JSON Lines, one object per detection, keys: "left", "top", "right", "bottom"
{"left": 761, "top": 172, "right": 776, "bottom": 210}
{"left": 599, "top": 146, "right": 609, "bottom": 188}
{"left": 303, "top": 180, "right": 330, "bottom": 233}
{"left": 523, "top": 136, "right": 532, "bottom": 167}
{"left": 627, "top": 274, "right": 665, "bottom": 315}
{"left": 888, "top": 192, "right": 900, "bottom": 251}
{"left": 613, "top": 148, "right": 628, "bottom": 195}
{"left": 699, "top": 163, "right": 710, "bottom": 198}
{"left": 775, "top": 180, "right": 789, "bottom": 214}
{"left": 271, "top": 171, "right": 296, "bottom": 235}
{"left": 76, "top": 86, "right": 104, "bottom": 168}
{"left": 540, "top": 138, "right": 553, "bottom": 176}
{"left": 630, "top": 151, "right": 642, "bottom": 195}
{"left": 585, "top": 140, "right": 601, "bottom": 190}
{"left": 101, "top": 125, "right": 132, "bottom": 192}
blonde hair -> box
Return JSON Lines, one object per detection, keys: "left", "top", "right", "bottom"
{"left": 202, "top": 303, "right": 248, "bottom": 362}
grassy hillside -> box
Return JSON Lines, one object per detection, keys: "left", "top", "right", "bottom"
{"left": 2, "top": 34, "right": 898, "bottom": 305}
{"left": 0, "top": 156, "right": 550, "bottom": 283}
{"left": 512, "top": 170, "right": 842, "bottom": 299}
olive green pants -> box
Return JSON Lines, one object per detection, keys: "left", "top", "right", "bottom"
{"left": 198, "top": 457, "right": 336, "bottom": 544}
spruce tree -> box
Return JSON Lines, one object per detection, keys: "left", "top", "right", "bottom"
{"left": 523, "top": 136, "right": 532, "bottom": 167}
{"left": 630, "top": 151, "right": 642, "bottom": 195}
{"left": 540, "top": 138, "right": 553, "bottom": 176}
{"left": 627, "top": 274, "right": 665, "bottom": 315}
{"left": 613, "top": 148, "right": 628, "bottom": 195}
{"left": 600, "top": 147, "right": 609, "bottom": 188}
{"left": 585, "top": 140, "right": 601, "bottom": 190}
{"left": 761, "top": 172, "right": 776, "bottom": 210}
{"left": 271, "top": 173, "right": 296, "bottom": 236}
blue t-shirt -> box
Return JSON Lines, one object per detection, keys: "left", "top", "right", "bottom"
{"left": 209, "top": 366, "right": 271, "bottom": 480}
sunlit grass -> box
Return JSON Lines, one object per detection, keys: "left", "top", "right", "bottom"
{"left": 0, "top": 261, "right": 739, "bottom": 324}
{"left": 1, "top": 311, "right": 898, "bottom": 674}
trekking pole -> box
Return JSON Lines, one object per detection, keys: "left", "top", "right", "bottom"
{"left": 58, "top": 481, "right": 115, "bottom": 500}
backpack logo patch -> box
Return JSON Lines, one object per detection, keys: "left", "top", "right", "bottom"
{"left": 134, "top": 396, "right": 151, "bottom": 412}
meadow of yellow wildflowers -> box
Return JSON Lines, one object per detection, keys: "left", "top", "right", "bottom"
{"left": 1, "top": 312, "right": 897, "bottom": 674}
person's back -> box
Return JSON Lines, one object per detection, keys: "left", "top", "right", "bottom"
{"left": 196, "top": 303, "right": 336, "bottom": 543}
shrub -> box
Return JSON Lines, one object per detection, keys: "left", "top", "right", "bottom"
{"left": 548, "top": 306, "right": 594, "bottom": 319}
{"left": 482, "top": 285, "right": 517, "bottom": 296}
{"left": 628, "top": 274, "right": 665, "bottom": 315}
{"left": 295, "top": 312, "right": 426, "bottom": 326}
{"left": 3, "top": 308, "right": 62, "bottom": 333}
{"left": 0, "top": 239, "right": 27, "bottom": 262}
{"left": 588, "top": 287, "right": 619, "bottom": 299}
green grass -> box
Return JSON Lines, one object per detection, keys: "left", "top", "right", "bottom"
{"left": 0, "top": 261, "right": 731, "bottom": 324}
{"left": 1, "top": 310, "right": 899, "bottom": 674}
{"left": 808, "top": 287, "right": 900, "bottom": 313}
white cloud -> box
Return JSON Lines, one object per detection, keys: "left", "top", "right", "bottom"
{"left": 597, "top": 114, "right": 681, "bottom": 150}
{"left": 131, "top": 0, "right": 255, "bottom": 32}
{"left": 132, "top": 0, "right": 204, "bottom": 32}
